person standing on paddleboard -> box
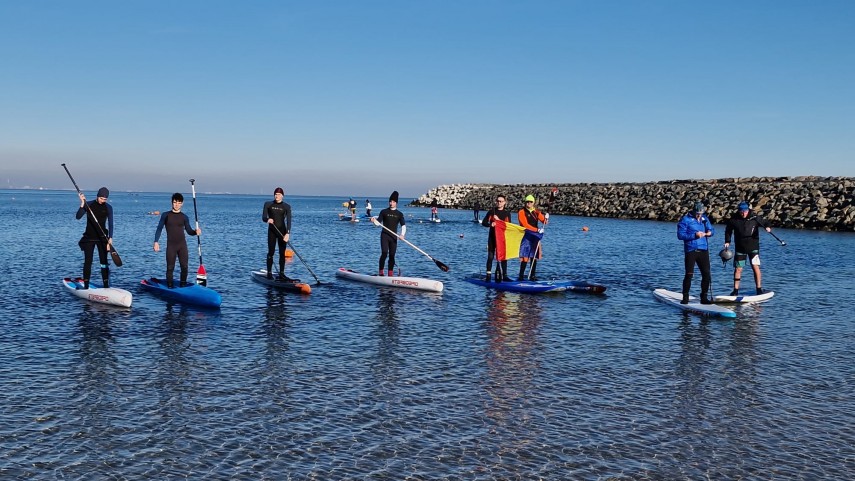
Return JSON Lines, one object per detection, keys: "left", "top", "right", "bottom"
{"left": 262, "top": 187, "right": 292, "bottom": 280}
{"left": 724, "top": 201, "right": 772, "bottom": 296}
{"left": 677, "top": 201, "right": 715, "bottom": 304}
{"left": 372, "top": 190, "right": 406, "bottom": 276}
{"left": 365, "top": 199, "right": 372, "bottom": 217}
{"left": 430, "top": 198, "right": 439, "bottom": 221}
{"left": 481, "top": 194, "right": 512, "bottom": 282}
{"left": 517, "top": 194, "right": 548, "bottom": 281}
{"left": 153, "top": 193, "right": 201, "bottom": 288}
{"left": 75, "top": 187, "right": 114, "bottom": 289}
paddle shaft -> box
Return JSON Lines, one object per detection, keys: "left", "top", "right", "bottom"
{"left": 270, "top": 224, "right": 321, "bottom": 284}
{"left": 753, "top": 216, "right": 787, "bottom": 246}
{"left": 189, "top": 180, "right": 204, "bottom": 264}
{"left": 377, "top": 223, "right": 449, "bottom": 272}
{"left": 61, "top": 163, "right": 123, "bottom": 267}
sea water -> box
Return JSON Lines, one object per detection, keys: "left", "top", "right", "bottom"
{"left": 0, "top": 189, "right": 852, "bottom": 480}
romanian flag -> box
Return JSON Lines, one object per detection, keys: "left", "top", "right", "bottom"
{"left": 495, "top": 220, "right": 524, "bottom": 261}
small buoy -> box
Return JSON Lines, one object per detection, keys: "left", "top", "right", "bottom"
{"left": 582, "top": 226, "right": 589, "bottom": 232}
{"left": 285, "top": 249, "right": 294, "bottom": 258}
{"left": 459, "top": 233, "right": 464, "bottom": 238}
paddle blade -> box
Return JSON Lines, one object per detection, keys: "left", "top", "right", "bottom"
{"left": 196, "top": 265, "right": 207, "bottom": 286}
{"left": 434, "top": 259, "right": 450, "bottom": 272}
{"left": 110, "top": 250, "right": 123, "bottom": 267}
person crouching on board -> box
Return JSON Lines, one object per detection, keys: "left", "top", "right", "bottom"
{"left": 262, "top": 187, "right": 292, "bottom": 280}
{"left": 153, "top": 193, "right": 201, "bottom": 288}
{"left": 677, "top": 201, "right": 715, "bottom": 304}
{"left": 482, "top": 194, "right": 512, "bottom": 282}
{"left": 372, "top": 191, "right": 406, "bottom": 276}
{"left": 517, "top": 194, "right": 548, "bottom": 281}
{"left": 75, "top": 187, "right": 114, "bottom": 289}
{"left": 724, "top": 201, "right": 772, "bottom": 296}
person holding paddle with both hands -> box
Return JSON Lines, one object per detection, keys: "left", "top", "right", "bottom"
{"left": 262, "top": 187, "right": 292, "bottom": 280}
{"left": 371, "top": 190, "right": 406, "bottom": 276}
{"left": 153, "top": 193, "right": 201, "bottom": 288}
{"left": 75, "top": 187, "right": 114, "bottom": 289}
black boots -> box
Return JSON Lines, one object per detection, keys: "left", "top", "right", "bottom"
{"left": 517, "top": 262, "right": 527, "bottom": 281}
{"left": 680, "top": 292, "right": 689, "bottom": 304}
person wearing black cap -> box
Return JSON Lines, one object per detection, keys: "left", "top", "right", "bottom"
{"left": 724, "top": 201, "right": 772, "bottom": 296}
{"left": 75, "top": 187, "right": 114, "bottom": 289}
{"left": 371, "top": 191, "right": 406, "bottom": 276}
{"left": 262, "top": 187, "right": 292, "bottom": 280}
{"left": 154, "top": 193, "right": 201, "bottom": 288}
{"left": 677, "top": 201, "right": 715, "bottom": 304}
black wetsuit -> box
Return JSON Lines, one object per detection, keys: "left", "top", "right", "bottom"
{"left": 482, "top": 207, "right": 511, "bottom": 278}
{"left": 377, "top": 208, "right": 405, "bottom": 274}
{"left": 262, "top": 200, "right": 292, "bottom": 275}
{"left": 725, "top": 212, "right": 763, "bottom": 254}
{"left": 76, "top": 200, "right": 113, "bottom": 287}
{"left": 155, "top": 210, "right": 197, "bottom": 286}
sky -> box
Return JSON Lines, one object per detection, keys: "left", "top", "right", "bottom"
{"left": 1, "top": 1, "right": 853, "bottom": 197}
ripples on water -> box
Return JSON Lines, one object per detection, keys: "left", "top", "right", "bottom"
{"left": 0, "top": 190, "right": 853, "bottom": 480}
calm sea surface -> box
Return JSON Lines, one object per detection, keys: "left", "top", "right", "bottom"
{"left": 1, "top": 189, "right": 853, "bottom": 480}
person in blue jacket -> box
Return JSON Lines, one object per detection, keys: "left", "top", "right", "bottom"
{"left": 677, "top": 201, "right": 715, "bottom": 304}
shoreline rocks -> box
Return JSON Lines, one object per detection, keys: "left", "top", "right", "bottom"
{"left": 412, "top": 177, "right": 855, "bottom": 232}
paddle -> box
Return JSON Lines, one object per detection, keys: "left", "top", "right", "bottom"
{"left": 61, "top": 163, "right": 123, "bottom": 267}
{"left": 754, "top": 217, "right": 787, "bottom": 246}
{"left": 270, "top": 224, "right": 322, "bottom": 285}
{"left": 189, "top": 179, "right": 207, "bottom": 286}
{"left": 375, "top": 223, "right": 450, "bottom": 272}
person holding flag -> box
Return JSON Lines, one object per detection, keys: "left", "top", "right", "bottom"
{"left": 481, "top": 194, "right": 512, "bottom": 282}
{"left": 517, "top": 194, "right": 547, "bottom": 281}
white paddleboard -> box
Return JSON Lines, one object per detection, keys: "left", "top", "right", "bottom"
{"left": 653, "top": 288, "right": 735, "bottom": 318}
{"left": 63, "top": 277, "right": 133, "bottom": 308}
{"left": 713, "top": 291, "right": 775, "bottom": 303}
{"left": 336, "top": 268, "right": 443, "bottom": 292}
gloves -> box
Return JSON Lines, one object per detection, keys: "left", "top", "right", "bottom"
{"left": 538, "top": 228, "right": 544, "bottom": 234}
{"left": 544, "top": 213, "right": 549, "bottom": 220}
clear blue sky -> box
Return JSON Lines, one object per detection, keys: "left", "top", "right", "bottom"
{"left": 1, "top": 1, "right": 853, "bottom": 197}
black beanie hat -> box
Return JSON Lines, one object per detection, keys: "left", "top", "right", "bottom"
{"left": 172, "top": 192, "right": 184, "bottom": 202}
{"left": 389, "top": 190, "right": 399, "bottom": 203}
{"left": 97, "top": 187, "right": 109, "bottom": 198}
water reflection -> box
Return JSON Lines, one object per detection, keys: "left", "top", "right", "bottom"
{"left": 481, "top": 291, "right": 544, "bottom": 445}
{"left": 372, "top": 289, "right": 401, "bottom": 379}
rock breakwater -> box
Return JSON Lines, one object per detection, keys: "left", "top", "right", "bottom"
{"left": 413, "top": 177, "right": 855, "bottom": 231}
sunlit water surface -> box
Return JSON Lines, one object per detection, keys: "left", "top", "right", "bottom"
{"left": 1, "top": 190, "right": 853, "bottom": 480}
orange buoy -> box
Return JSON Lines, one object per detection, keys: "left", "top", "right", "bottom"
{"left": 284, "top": 249, "right": 294, "bottom": 258}
{"left": 582, "top": 226, "right": 589, "bottom": 232}
{"left": 300, "top": 284, "right": 312, "bottom": 295}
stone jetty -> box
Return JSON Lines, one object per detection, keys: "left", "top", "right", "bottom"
{"left": 413, "top": 177, "right": 855, "bottom": 231}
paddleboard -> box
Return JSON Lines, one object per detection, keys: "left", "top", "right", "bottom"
{"left": 652, "top": 289, "right": 736, "bottom": 318}
{"left": 337, "top": 213, "right": 360, "bottom": 222}
{"left": 713, "top": 290, "right": 775, "bottom": 303}
{"left": 140, "top": 277, "right": 222, "bottom": 308}
{"left": 63, "top": 277, "right": 133, "bottom": 307}
{"left": 251, "top": 270, "right": 312, "bottom": 294}
{"left": 465, "top": 276, "right": 607, "bottom": 294}
{"left": 335, "top": 268, "right": 443, "bottom": 293}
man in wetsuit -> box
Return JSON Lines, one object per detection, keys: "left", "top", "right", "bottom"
{"left": 372, "top": 190, "right": 406, "bottom": 276}
{"left": 154, "top": 193, "right": 201, "bottom": 288}
{"left": 724, "top": 201, "right": 773, "bottom": 295}
{"left": 262, "top": 187, "right": 292, "bottom": 280}
{"left": 482, "top": 194, "right": 512, "bottom": 282}
{"left": 517, "top": 194, "right": 548, "bottom": 281}
{"left": 677, "top": 201, "right": 714, "bottom": 304}
{"left": 75, "top": 186, "right": 114, "bottom": 289}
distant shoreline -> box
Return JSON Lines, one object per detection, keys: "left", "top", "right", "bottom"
{"left": 411, "top": 176, "right": 855, "bottom": 232}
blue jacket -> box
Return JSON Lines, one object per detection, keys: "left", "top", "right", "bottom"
{"left": 677, "top": 212, "right": 715, "bottom": 253}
